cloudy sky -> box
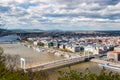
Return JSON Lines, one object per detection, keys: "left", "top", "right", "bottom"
{"left": 0, "top": 0, "right": 120, "bottom": 30}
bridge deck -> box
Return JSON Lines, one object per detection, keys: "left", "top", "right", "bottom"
{"left": 24, "top": 56, "right": 90, "bottom": 71}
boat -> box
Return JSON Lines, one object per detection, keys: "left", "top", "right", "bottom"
{"left": 98, "top": 63, "right": 120, "bottom": 70}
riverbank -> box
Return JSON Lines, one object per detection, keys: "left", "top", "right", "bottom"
{"left": 91, "top": 59, "right": 120, "bottom": 72}
{"left": 91, "top": 59, "right": 120, "bottom": 67}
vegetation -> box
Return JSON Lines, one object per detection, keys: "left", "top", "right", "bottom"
{"left": 26, "top": 39, "right": 33, "bottom": 44}
{"left": 59, "top": 49, "right": 73, "bottom": 53}
{"left": 89, "top": 51, "right": 93, "bottom": 55}
{"left": 78, "top": 51, "right": 84, "bottom": 55}
{"left": 0, "top": 47, "right": 48, "bottom": 80}
{"left": 78, "top": 51, "right": 93, "bottom": 56}
{"left": 58, "top": 68, "right": 120, "bottom": 80}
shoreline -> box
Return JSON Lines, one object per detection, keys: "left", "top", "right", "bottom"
{"left": 91, "top": 59, "right": 120, "bottom": 67}
{"left": 91, "top": 59, "right": 120, "bottom": 71}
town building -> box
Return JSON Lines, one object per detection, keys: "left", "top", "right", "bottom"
{"left": 107, "top": 51, "right": 120, "bottom": 62}
{"left": 65, "top": 44, "right": 81, "bottom": 52}
{"left": 84, "top": 45, "right": 99, "bottom": 54}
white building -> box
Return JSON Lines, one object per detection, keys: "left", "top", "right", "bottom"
{"left": 65, "top": 45, "right": 80, "bottom": 52}
{"left": 33, "top": 41, "right": 39, "bottom": 46}
{"left": 84, "top": 45, "right": 99, "bottom": 54}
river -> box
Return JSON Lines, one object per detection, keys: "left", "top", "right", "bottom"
{"left": 0, "top": 43, "right": 65, "bottom": 67}
{"left": 0, "top": 43, "right": 120, "bottom": 80}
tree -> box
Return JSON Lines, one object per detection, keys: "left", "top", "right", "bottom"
{"left": 0, "top": 47, "right": 5, "bottom": 64}
{"left": 0, "top": 47, "right": 48, "bottom": 80}
{"left": 58, "top": 68, "right": 120, "bottom": 80}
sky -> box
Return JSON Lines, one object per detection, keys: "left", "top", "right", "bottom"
{"left": 0, "top": 0, "right": 120, "bottom": 30}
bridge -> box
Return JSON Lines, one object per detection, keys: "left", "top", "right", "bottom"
{"left": 21, "top": 55, "right": 94, "bottom": 71}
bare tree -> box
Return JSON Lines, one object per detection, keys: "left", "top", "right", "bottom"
{"left": 4, "top": 54, "right": 20, "bottom": 70}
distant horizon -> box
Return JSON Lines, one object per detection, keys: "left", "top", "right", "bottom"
{"left": 7, "top": 28, "right": 120, "bottom": 32}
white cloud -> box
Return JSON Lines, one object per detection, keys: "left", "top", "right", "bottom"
{"left": 100, "top": 2, "right": 120, "bottom": 16}
{"left": 0, "top": 0, "right": 120, "bottom": 30}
